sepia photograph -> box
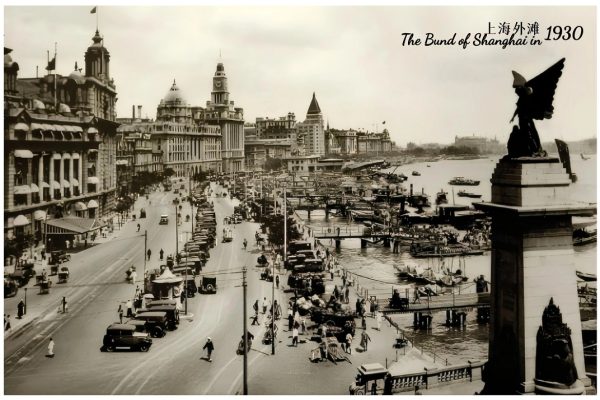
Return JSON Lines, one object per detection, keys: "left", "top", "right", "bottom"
{"left": 3, "top": 3, "right": 597, "bottom": 396}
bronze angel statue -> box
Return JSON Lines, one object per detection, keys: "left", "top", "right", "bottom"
{"left": 507, "top": 58, "right": 565, "bottom": 158}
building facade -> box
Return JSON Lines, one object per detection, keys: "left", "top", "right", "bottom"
{"left": 454, "top": 134, "right": 503, "bottom": 154}
{"left": 4, "top": 31, "right": 119, "bottom": 243}
{"left": 328, "top": 129, "right": 358, "bottom": 155}
{"left": 297, "top": 93, "right": 325, "bottom": 156}
{"left": 194, "top": 63, "right": 244, "bottom": 173}
{"left": 356, "top": 129, "right": 393, "bottom": 154}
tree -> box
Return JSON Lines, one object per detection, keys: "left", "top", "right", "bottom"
{"left": 164, "top": 167, "right": 175, "bottom": 177}
{"left": 264, "top": 157, "right": 284, "bottom": 171}
{"left": 259, "top": 214, "right": 301, "bottom": 248}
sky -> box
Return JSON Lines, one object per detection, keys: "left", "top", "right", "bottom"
{"left": 4, "top": 5, "right": 597, "bottom": 147}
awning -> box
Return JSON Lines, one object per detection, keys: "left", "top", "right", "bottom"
{"left": 72, "top": 153, "right": 80, "bottom": 159}
{"left": 42, "top": 124, "right": 55, "bottom": 131}
{"left": 62, "top": 180, "right": 71, "bottom": 188}
{"left": 31, "top": 123, "right": 43, "bottom": 130}
{"left": 52, "top": 153, "right": 62, "bottom": 160}
{"left": 61, "top": 125, "right": 73, "bottom": 132}
{"left": 14, "top": 149, "right": 34, "bottom": 159}
{"left": 72, "top": 126, "right": 83, "bottom": 132}
{"left": 13, "top": 214, "right": 30, "bottom": 227}
{"left": 51, "top": 181, "right": 61, "bottom": 189}
{"left": 87, "top": 199, "right": 99, "bottom": 209}
{"left": 88, "top": 149, "right": 98, "bottom": 154}
{"left": 40, "top": 182, "right": 50, "bottom": 188}
{"left": 70, "top": 179, "right": 79, "bottom": 187}
{"left": 30, "top": 183, "right": 40, "bottom": 192}
{"left": 62, "top": 153, "right": 71, "bottom": 159}
{"left": 14, "top": 122, "right": 29, "bottom": 131}
{"left": 87, "top": 127, "right": 98, "bottom": 134}
{"left": 33, "top": 210, "right": 47, "bottom": 220}
{"left": 74, "top": 201, "right": 87, "bottom": 211}
{"left": 14, "top": 185, "right": 31, "bottom": 195}
{"left": 87, "top": 177, "right": 99, "bottom": 184}
{"left": 44, "top": 216, "right": 105, "bottom": 235}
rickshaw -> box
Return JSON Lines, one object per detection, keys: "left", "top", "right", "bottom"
{"left": 58, "top": 266, "right": 70, "bottom": 283}
{"left": 50, "top": 263, "right": 60, "bottom": 275}
{"left": 39, "top": 279, "right": 52, "bottom": 294}
{"left": 49, "top": 250, "right": 70, "bottom": 265}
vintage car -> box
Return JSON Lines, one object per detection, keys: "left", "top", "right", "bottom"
{"left": 139, "top": 304, "right": 179, "bottom": 330}
{"left": 49, "top": 250, "right": 70, "bottom": 265}
{"left": 102, "top": 323, "right": 152, "bottom": 352}
{"left": 132, "top": 311, "right": 169, "bottom": 338}
{"left": 159, "top": 215, "right": 169, "bottom": 225}
{"left": 200, "top": 276, "right": 217, "bottom": 294}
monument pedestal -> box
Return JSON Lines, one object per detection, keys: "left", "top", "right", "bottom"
{"left": 474, "top": 157, "right": 595, "bottom": 395}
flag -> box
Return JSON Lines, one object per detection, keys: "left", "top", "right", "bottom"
{"left": 45, "top": 56, "right": 55, "bottom": 71}
{"left": 90, "top": 6, "right": 97, "bottom": 14}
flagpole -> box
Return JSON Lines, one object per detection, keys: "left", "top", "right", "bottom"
{"left": 53, "top": 42, "right": 57, "bottom": 111}
{"left": 96, "top": 7, "right": 99, "bottom": 31}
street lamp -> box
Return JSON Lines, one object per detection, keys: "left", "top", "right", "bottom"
{"left": 24, "top": 288, "right": 27, "bottom": 315}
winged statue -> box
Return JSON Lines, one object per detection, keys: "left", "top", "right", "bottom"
{"left": 507, "top": 58, "right": 565, "bottom": 158}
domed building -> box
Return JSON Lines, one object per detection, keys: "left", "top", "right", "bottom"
{"left": 156, "top": 80, "right": 192, "bottom": 124}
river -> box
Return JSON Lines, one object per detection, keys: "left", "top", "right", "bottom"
{"left": 294, "top": 155, "right": 596, "bottom": 364}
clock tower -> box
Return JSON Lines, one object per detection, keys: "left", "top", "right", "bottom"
{"left": 211, "top": 62, "right": 229, "bottom": 105}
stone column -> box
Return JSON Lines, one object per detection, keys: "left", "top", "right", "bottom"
{"left": 69, "top": 155, "right": 74, "bottom": 197}
{"left": 26, "top": 158, "right": 32, "bottom": 205}
{"left": 38, "top": 154, "right": 44, "bottom": 200}
{"left": 475, "top": 158, "right": 595, "bottom": 395}
{"left": 49, "top": 153, "right": 55, "bottom": 200}
{"left": 78, "top": 153, "right": 82, "bottom": 196}
{"left": 81, "top": 153, "right": 87, "bottom": 196}
{"left": 59, "top": 154, "right": 65, "bottom": 197}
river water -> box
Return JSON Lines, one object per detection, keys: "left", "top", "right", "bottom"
{"left": 294, "top": 155, "right": 597, "bottom": 365}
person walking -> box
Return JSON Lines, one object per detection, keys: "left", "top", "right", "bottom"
{"left": 126, "top": 299, "right": 133, "bottom": 317}
{"left": 288, "top": 309, "right": 294, "bottom": 331}
{"left": 360, "top": 330, "right": 371, "bottom": 351}
{"left": 61, "top": 297, "right": 68, "bottom": 313}
{"left": 275, "top": 275, "right": 280, "bottom": 289}
{"left": 137, "top": 223, "right": 141, "bottom": 232}
{"left": 376, "top": 311, "right": 383, "bottom": 331}
{"left": 243, "top": 238, "right": 248, "bottom": 250}
{"left": 118, "top": 305, "right": 124, "bottom": 323}
{"left": 147, "top": 249, "right": 152, "bottom": 261}
{"left": 251, "top": 313, "right": 259, "bottom": 326}
{"left": 5, "top": 315, "right": 12, "bottom": 333}
{"left": 253, "top": 299, "right": 259, "bottom": 316}
{"left": 345, "top": 332, "right": 353, "bottom": 354}
{"left": 47, "top": 338, "right": 55, "bottom": 358}
{"left": 203, "top": 337, "right": 214, "bottom": 362}
{"left": 292, "top": 323, "right": 299, "bottom": 347}
{"left": 355, "top": 298, "right": 362, "bottom": 315}
{"left": 345, "top": 286, "right": 350, "bottom": 304}
{"left": 159, "top": 248, "right": 164, "bottom": 260}
{"left": 17, "top": 299, "right": 25, "bottom": 319}
{"left": 262, "top": 297, "right": 268, "bottom": 314}
{"left": 361, "top": 315, "right": 367, "bottom": 330}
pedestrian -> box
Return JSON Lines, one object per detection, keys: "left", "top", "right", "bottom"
{"left": 288, "top": 309, "right": 294, "bottom": 331}
{"left": 275, "top": 275, "right": 280, "bottom": 289}
{"left": 253, "top": 299, "right": 259, "bottom": 316}
{"left": 292, "top": 323, "right": 299, "bottom": 347}
{"left": 147, "top": 249, "right": 152, "bottom": 261}
{"left": 342, "top": 274, "right": 346, "bottom": 287}
{"left": 17, "top": 299, "right": 25, "bottom": 319}
{"left": 137, "top": 223, "right": 140, "bottom": 232}
{"left": 61, "top": 297, "right": 68, "bottom": 313}
{"left": 361, "top": 315, "right": 367, "bottom": 330}
{"left": 251, "top": 313, "right": 259, "bottom": 326}
{"left": 243, "top": 238, "right": 248, "bottom": 250}
{"left": 345, "top": 332, "right": 353, "bottom": 354}
{"left": 203, "top": 337, "right": 214, "bottom": 362}
{"left": 376, "top": 311, "right": 383, "bottom": 331}
{"left": 301, "top": 317, "right": 306, "bottom": 335}
{"left": 360, "top": 330, "right": 371, "bottom": 351}
{"left": 126, "top": 299, "right": 133, "bottom": 317}
{"left": 118, "top": 305, "right": 123, "bottom": 323}
{"left": 5, "top": 315, "right": 12, "bottom": 332}
{"left": 330, "top": 269, "right": 334, "bottom": 280}
{"left": 320, "top": 324, "right": 327, "bottom": 340}
{"left": 355, "top": 298, "right": 362, "bottom": 315}
{"left": 370, "top": 300, "right": 376, "bottom": 318}
{"left": 159, "top": 249, "right": 164, "bottom": 260}
{"left": 345, "top": 286, "right": 350, "bottom": 304}
{"left": 47, "top": 338, "right": 55, "bottom": 358}
{"left": 371, "top": 381, "right": 378, "bottom": 395}
{"left": 262, "top": 297, "right": 267, "bottom": 314}
{"left": 413, "top": 289, "right": 420, "bottom": 304}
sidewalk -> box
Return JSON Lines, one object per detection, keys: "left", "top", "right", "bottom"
{"left": 4, "top": 195, "right": 149, "bottom": 341}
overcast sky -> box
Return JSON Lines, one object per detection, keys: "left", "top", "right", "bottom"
{"left": 4, "top": 6, "right": 596, "bottom": 146}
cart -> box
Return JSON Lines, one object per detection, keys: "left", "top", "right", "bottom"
{"left": 39, "top": 279, "right": 52, "bottom": 294}
{"left": 58, "top": 266, "right": 70, "bottom": 283}
{"left": 50, "top": 263, "right": 60, "bottom": 275}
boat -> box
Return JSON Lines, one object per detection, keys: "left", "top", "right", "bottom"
{"left": 349, "top": 209, "right": 375, "bottom": 221}
{"left": 581, "top": 153, "right": 590, "bottom": 160}
{"left": 576, "top": 270, "right": 597, "bottom": 282}
{"left": 448, "top": 177, "right": 480, "bottom": 186}
{"left": 457, "top": 190, "right": 482, "bottom": 199}
{"left": 435, "top": 190, "right": 448, "bottom": 205}
{"left": 406, "top": 267, "right": 437, "bottom": 285}
{"left": 573, "top": 227, "right": 597, "bottom": 246}
{"left": 410, "top": 244, "right": 484, "bottom": 258}
{"left": 412, "top": 171, "right": 421, "bottom": 176}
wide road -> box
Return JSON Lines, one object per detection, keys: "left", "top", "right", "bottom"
{"left": 5, "top": 184, "right": 285, "bottom": 395}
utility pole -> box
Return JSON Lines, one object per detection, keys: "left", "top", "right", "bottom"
{"left": 175, "top": 205, "right": 179, "bottom": 256}
{"left": 143, "top": 230, "right": 147, "bottom": 288}
{"left": 184, "top": 254, "right": 188, "bottom": 315}
{"left": 189, "top": 169, "right": 194, "bottom": 233}
{"left": 283, "top": 184, "right": 287, "bottom": 265}
{"left": 242, "top": 266, "right": 248, "bottom": 395}
{"left": 271, "top": 258, "right": 275, "bottom": 355}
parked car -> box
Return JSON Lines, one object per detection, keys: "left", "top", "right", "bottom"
{"left": 132, "top": 311, "right": 169, "bottom": 338}
{"left": 159, "top": 215, "right": 169, "bottom": 225}
{"left": 102, "top": 323, "right": 152, "bottom": 352}
{"left": 139, "top": 304, "right": 179, "bottom": 330}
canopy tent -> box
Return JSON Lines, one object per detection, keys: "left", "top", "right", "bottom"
{"left": 13, "top": 214, "right": 31, "bottom": 227}
{"left": 44, "top": 217, "right": 106, "bottom": 235}
{"left": 152, "top": 268, "right": 183, "bottom": 284}
{"left": 14, "top": 149, "right": 34, "bottom": 158}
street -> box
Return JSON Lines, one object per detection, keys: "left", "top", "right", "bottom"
{"left": 5, "top": 184, "right": 285, "bottom": 395}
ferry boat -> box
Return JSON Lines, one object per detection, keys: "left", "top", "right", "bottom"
{"left": 457, "top": 190, "right": 482, "bottom": 199}
{"left": 448, "top": 177, "right": 480, "bottom": 186}
{"left": 349, "top": 209, "right": 375, "bottom": 222}
{"left": 412, "top": 171, "right": 421, "bottom": 176}
{"left": 410, "top": 244, "right": 484, "bottom": 258}
{"left": 435, "top": 190, "right": 448, "bottom": 205}
{"left": 576, "top": 270, "right": 597, "bottom": 282}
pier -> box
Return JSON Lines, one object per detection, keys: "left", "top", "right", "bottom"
{"left": 313, "top": 225, "right": 394, "bottom": 248}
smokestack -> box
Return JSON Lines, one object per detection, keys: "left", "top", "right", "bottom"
{"left": 132, "top": 105, "right": 135, "bottom": 120}
{"left": 410, "top": 184, "right": 413, "bottom": 197}
{"left": 137, "top": 105, "right": 142, "bottom": 120}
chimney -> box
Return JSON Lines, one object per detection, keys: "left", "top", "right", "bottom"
{"left": 132, "top": 105, "right": 135, "bottom": 120}
{"left": 137, "top": 105, "right": 142, "bottom": 120}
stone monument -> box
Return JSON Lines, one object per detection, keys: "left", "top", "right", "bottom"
{"left": 474, "top": 59, "right": 595, "bottom": 395}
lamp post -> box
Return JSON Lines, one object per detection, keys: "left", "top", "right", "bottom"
{"left": 24, "top": 288, "right": 27, "bottom": 315}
